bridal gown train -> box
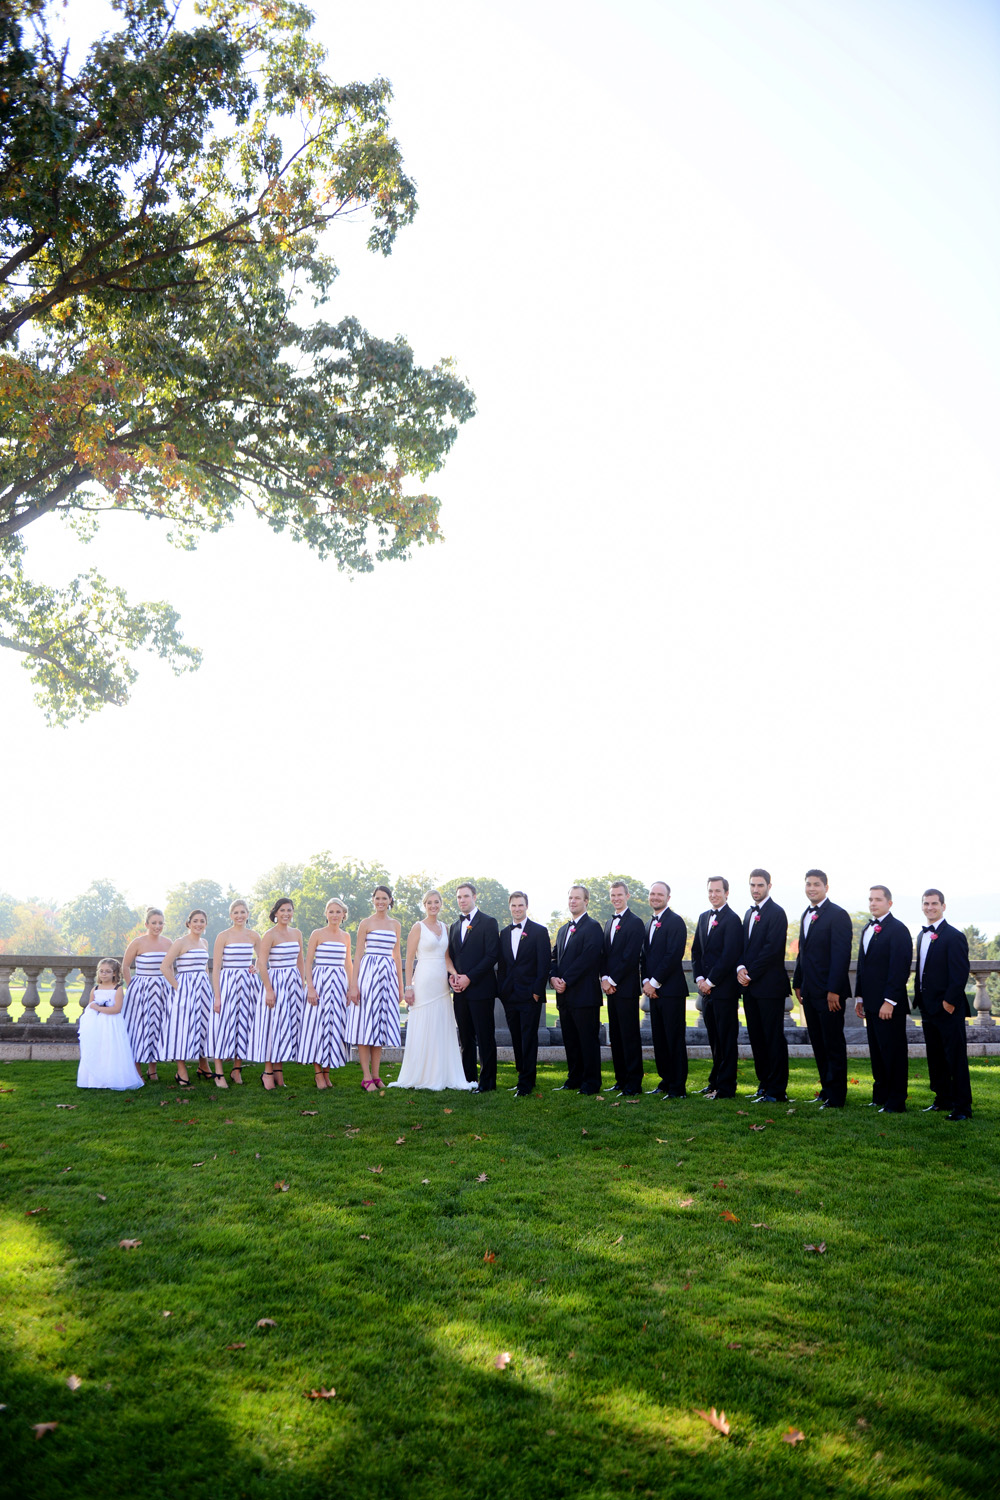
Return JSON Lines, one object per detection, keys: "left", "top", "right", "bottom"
{"left": 389, "top": 922, "right": 478, "bottom": 1091}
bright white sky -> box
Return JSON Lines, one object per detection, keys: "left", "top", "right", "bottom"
{"left": 4, "top": 0, "right": 1000, "bottom": 932}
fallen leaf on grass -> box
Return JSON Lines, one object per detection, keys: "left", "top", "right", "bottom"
{"left": 60, "top": 1167, "right": 73, "bottom": 1173}
{"left": 641, "top": 1321, "right": 648, "bottom": 1333}
{"left": 443, "top": 1109, "right": 453, "bottom": 1114}
{"left": 856, "top": 1417, "right": 870, "bottom": 1429}
{"left": 161, "top": 1312, "right": 171, "bottom": 1318}
{"left": 96, "top": 1193, "right": 107, "bottom": 1202}
{"left": 727, "top": 1342, "right": 742, "bottom": 1349}
{"left": 192, "top": 1161, "right": 205, "bottom": 1167}
{"left": 226, "top": 1343, "right": 246, "bottom": 1351}
{"left": 257, "top": 1318, "right": 277, "bottom": 1329}
{"left": 368, "top": 1165, "right": 383, "bottom": 1175}
{"left": 476, "top": 1173, "right": 488, "bottom": 1183}
{"left": 654, "top": 1137, "right": 668, "bottom": 1143}
{"left": 32, "top": 1423, "right": 59, "bottom": 1440}
{"left": 472, "top": 1134, "right": 483, "bottom": 1141}
{"left": 714, "top": 1180, "right": 727, "bottom": 1189}
{"left": 782, "top": 1428, "right": 806, "bottom": 1444}
{"left": 610, "top": 1102, "right": 620, "bottom": 1108}
{"left": 300, "top": 1111, "right": 318, "bottom": 1117}
{"left": 696, "top": 1407, "right": 731, "bottom": 1436}
{"left": 118, "top": 1239, "right": 142, "bottom": 1250}
{"left": 568, "top": 1350, "right": 576, "bottom": 1358}
{"left": 546, "top": 1428, "right": 556, "bottom": 1437}
{"left": 686, "top": 1136, "right": 695, "bottom": 1142}
{"left": 483, "top": 1250, "right": 496, "bottom": 1263}
{"left": 751, "top": 1222, "right": 770, "bottom": 1229}
{"left": 595, "top": 1095, "right": 605, "bottom": 1102}
{"left": 410, "top": 1124, "right": 423, "bottom": 1131}
{"left": 66, "top": 1375, "right": 82, "bottom": 1391}
{"left": 750, "top": 1124, "right": 766, "bottom": 1132}
{"left": 55, "top": 1324, "right": 66, "bottom": 1332}
{"left": 493, "top": 1352, "right": 511, "bottom": 1370}
{"left": 582, "top": 1128, "right": 589, "bottom": 1137}
{"left": 443, "top": 1139, "right": 455, "bottom": 1146}
{"left": 421, "top": 1179, "right": 430, "bottom": 1185}
{"left": 765, "top": 1119, "right": 775, "bottom": 1124}
{"left": 395, "top": 1137, "right": 406, "bottom": 1146}
{"left": 679, "top": 1199, "right": 695, "bottom": 1208}
{"left": 304, "top": 1387, "right": 336, "bottom": 1399}
{"left": 803, "top": 1242, "right": 827, "bottom": 1254}
{"left": 682, "top": 1281, "right": 691, "bottom": 1291}
{"left": 274, "top": 1180, "right": 289, "bottom": 1192}
{"left": 720, "top": 1211, "right": 739, "bottom": 1223}
{"left": 736, "top": 1110, "right": 748, "bottom": 1116}
{"left": 359, "top": 1234, "right": 370, "bottom": 1241}
{"left": 787, "top": 1108, "right": 797, "bottom": 1115}
{"left": 55, "top": 1104, "right": 76, "bottom": 1110}
{"left": 612, "top": 1233, "right": 624, "bottom": 1244}
{"left": 26, "top": 1208, "right": 49, "bottom": 1217}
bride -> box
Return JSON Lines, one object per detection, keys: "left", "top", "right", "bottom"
{"left": 389, "top": 890, "right": 478, "bottom": 1091}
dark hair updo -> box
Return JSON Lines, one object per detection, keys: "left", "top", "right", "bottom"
{"left": 372, "top": 884, "right": 394, "bottom": 909}
{"left": 269, "top": 896, "right": 295, "bottom": 924}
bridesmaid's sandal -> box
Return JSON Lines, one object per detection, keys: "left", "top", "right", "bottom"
{"left": 196, "top": 1065, "right": 213, "bottom": 1082}
{"left": 374, "top": 1077, "right": 387, "bottom": 1089}
{"left": 176, "top": 1073, "right": 193, "bottom": 1088}
{"left": 229, "top": 1066, "right": 243, "bottom": 1086}
{"left": 213, "top": 1069, "right": 229, "bottom": 1089}
{"left": 261, "top": 1068, "right": 276, "bottom": 1091}
{"left": 146, "top": 1069, "right": 159, "bottom": 1083}
{"left": 273, "top": 1068, "right": 287, "bottom": 1088}
{"left": 361, "top": 1079, "right": 378, "bottom": 1092}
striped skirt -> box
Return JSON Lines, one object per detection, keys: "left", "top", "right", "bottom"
{"left": 298, "top": 964, "right": 350, "bottom": 1068}
{"left": 155, "top": 973, "right": 212, "bottom": 1061}
{"left": 123, "top": 976, "right": 169, "bottom": 1064}
{"left": 208, "top": 968, "right": 261, "bottom": 1058}
{"left": 345, "top": 952, "right": 401, "bottom": 1048}
{"left": 247, "top": 967, "right": 304, "bottom": 1063}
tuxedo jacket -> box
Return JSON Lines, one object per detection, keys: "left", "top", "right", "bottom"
{"left": 550, "top": 911, "right": 604, "bottom": 1008}
{"left": 447, "top": 912, "right": 499, "bottom": 1002}
{"left": 497, "top": 918, "right": 550, "bottom": 1007}
{"left": 792, "top": 900, "right": 852, "bottom": 999}
{"left": 740, "top": 899, "right": 790, "bottom": 1000}
{"left": 602, "top": 908, "right": 645, "bottom": 1001}
{"left": 853, "top": 911, "right": 913, "bottom": 1011}
{"left": 690, "top": 905, "right": 742, "bottom": 1002}
{"left": 912, "top": 920, "right": 972, "bottom": 1016}
{"left": 641, "top": 908, "right": 689, "bottom": 999}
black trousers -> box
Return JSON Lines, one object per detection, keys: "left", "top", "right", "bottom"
{"left": 702, "top": 994, "right": 739, "bottom": 1097}
{"left": 743, "top": 990, "right": 789, "bottom": 1099}
{"left": 453, "top": 994, "right": 497, "bottom": 1090}
{"left": 559, "top": 1003, "right": 602, "bottom": 1092}
{"left": 922, "top": 1005, "right": 972, "bottom": 1114}
{"left": 648, "top": 992, "right": 688, "bottom": 1094}
{"left": 801, "top": 990, "right": 847, "bottom": 1105}
{"left": 504, "top": 999, "right": 543, "bottom": 1091}
{"left": 863, "top": 999, "right": 909, "bottom": 1109}
{"left": 607, "top": 994, "right": 643, "bottom": 1092}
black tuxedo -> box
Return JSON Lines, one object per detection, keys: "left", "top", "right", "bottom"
{"left": 641, "top": 907, "right": 689, "bottom": 1095}
{"left": 740, "top": 898, "right": 790, "bottom": 1100}
{"left": 550, "top": 911, "right": 604, "bottom": 1092}
{"left": 854, "top": 911, "right": 913, "bottom": 1110}
{"left": 602, "top": 908, "right": 645, "bottom": 1093}
{"left": 913, "top": 920, "right": 972, "bottom": 1114}
{"left": 792, "top": 898, "right": 853, "bottom": 1106}
{"left": 690, "top": 904, "right": 743, "bottom": 1096}
{"left": 448, "top": 911, "right": 500, "bottom": 1090}
{"left": 497, "top": 918, "right": 550, "bottom": 1093}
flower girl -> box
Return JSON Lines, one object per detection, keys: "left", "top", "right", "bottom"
{"left": 77, "top": 958, "right": 144, "bottom": 1091}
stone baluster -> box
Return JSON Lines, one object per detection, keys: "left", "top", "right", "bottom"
{"left": 47, "top": 961, "right": 76, "bottom": 1025}
{"left": 0, "top": 961, "right": 14, "bottom": 1024}
{"left": 972, "top": 968, "right": 995, "bottom": 1033}
{"left": 19, "top": 962, "right": 44, "bottom": 1024}
{"left": 78, "top": 959, "right": 99, "bottom": 1012}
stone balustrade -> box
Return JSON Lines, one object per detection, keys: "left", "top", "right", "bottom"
{"left": 0, "top": 956, "right": 997, "bottom": 1060}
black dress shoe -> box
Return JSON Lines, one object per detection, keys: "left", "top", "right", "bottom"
{"left": 806, "top": 1094, "right": 827, "bottom": 1104}
{"left": 552, "top": 1083, "right": 576, "bottom": 1091}
{"left": 618, "top": 1090, "right": 641, "bottom": 1098}
{"left": 695, "top": 1085, "right": 714, "bottom": 1095}
{"left": 474, "top": 1085, "right": 495, "bottom": 1094}
{"left": 922, "top": 1102, "right": 948, "bottom": 1112}
{"left": 507, "top": 1084, "right": 519, "bottom": 1092}
{"left": 819, "top": 1102, "right": 844, "bottom": 1110}
{"left": 514, "top": 1087, "right": 533, "bottom": 1097}
{"left": 754, "top": 1094, "right": 779, "bottom": 1104}
{"left": 578, "top": 1088, "right": 601, "bottom": 1096}
{"left": 946, "top": 1112, "right": 971, "bottom": 1121}
{"left": 878, "top": 1106, "right": 905, "bottom": 1113}
{"left": 645, "top": 1084, "right": 667, "bottom": 1095}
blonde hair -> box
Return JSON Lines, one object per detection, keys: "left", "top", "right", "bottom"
{"left": 422, "top": 889, "right": 443, "bottom": 906}
{"left": 145, "top": 907, "right": 164, "bottom": 923}
{"left": 229, "top": 899, "right": 249, "bottom": 916}
{"left": 326, "top": 899, "right": 348, "bottom": 920}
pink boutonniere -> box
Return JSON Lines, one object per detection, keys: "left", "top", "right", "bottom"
{"left": 752, "top": 913, "right": 761, "bottom": 925}
{"left": 930, "top": 932, "right": 939, "bottom": 942}
{"left": 653, "top": 920, "right": 661, "bottom": 930}
{"left": 809, "top": 912, "right": 819, "bottom": 925}
{"left": 872, "top": 923, "right": 882, "bottom": 934}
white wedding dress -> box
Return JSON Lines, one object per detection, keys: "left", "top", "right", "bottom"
{"left": 389, "top": 922, "right": 478, "bottom": 1091}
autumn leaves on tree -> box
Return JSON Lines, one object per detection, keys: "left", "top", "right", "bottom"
{"left": 0, "top": 0, "right": 474, "bottom": 720}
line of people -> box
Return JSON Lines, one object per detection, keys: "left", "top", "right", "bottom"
{"left": 77, "top": 873, "right": 976, "bottom": 1119}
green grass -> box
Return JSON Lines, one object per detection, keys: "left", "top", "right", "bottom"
{"left": 1, "top": 1058, "right": 998, "bottom": 1500}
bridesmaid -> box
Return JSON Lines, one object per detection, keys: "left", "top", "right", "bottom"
{"left": 159, "top": 910, "right": 214, "bottom": 1087}
{"left": 121, "top": 907, "right": 171, "bottom": 1082}
{"left": 250, "top": 897, "right": 306, "bottom": 1090}
{"left": 209, "top": 899, "right": 262, "bottom": 1087}
{"left": 346, "top": 885, "right": 403, "bottom": 1092}
{"left": 300, "top": 899, "right": 353, "bottom": 1089}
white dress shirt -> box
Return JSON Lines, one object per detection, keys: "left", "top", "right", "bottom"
{"left": 801, "top": 895, "right": 827, "bottom": 941}
{"left": 918, "top": 918, "right": 943, "bottom": 982}
{"left": 461, "top": 906, "right": 479, "bottom": 941}
{"left": 738, "top": 895, "right": 770, "bottom": 976}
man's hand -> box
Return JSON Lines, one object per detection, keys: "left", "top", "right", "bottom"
{"left": 827, "top": 991, "right": 842, "bottom": 1012}
{"left": 738, "top": 970, "right": 750, "bottom": 987}
{"left": 879, "top": 1001, "right": 894, "bottom": 1021}
{"left": 854, "top": 1000, "right": 865, "bottom": 1019}
{"left": 552, "top": 976, "right": 567, "bottom": 995}
{"left": 943, "top": 1000, "right": 955, "bottom": 1014}
{"left": 697, "top": 979, "right": 711, "bottom": 996}
{"left": 600, "top": 978, "right": 614, "bottom": 995}
{"left": 642, "top": 981, "right": 656, "bottom": 999}
{"left": 794, "top": 986, "right": 802, "bottom": 1001}
{"left": 452, "top": 973, "right": 470, "bottom": 992}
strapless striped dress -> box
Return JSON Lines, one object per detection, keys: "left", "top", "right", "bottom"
{"left": 346, "top": 926, "right": 401, "bottom": 1048}
{"left": 299, "top": 940, "right": 350, "bottom": 1069}
{"left": 123, "top": 949, "right": 169, "bottom": 1063}
{"left": 157, "top": 945, "right": 212, "bottom": 1060}
{"left": 249, "top": 940, "right": 305, "bottom": 1062}
{"left": 209, "top": 941, "right": 261, "bottom": 1058}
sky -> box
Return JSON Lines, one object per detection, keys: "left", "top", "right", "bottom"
{"left": 4, "top": 0, "right": 1000, "bottom": 934}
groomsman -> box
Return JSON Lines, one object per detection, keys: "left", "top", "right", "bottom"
{"left": 690, "top": 877, "right": 743, "bottom": 1100}
{"left": 641, "top": 881, "right": 690, "bottom": 1098}
{"left": 792, "top": 869, "right": 853, "bottom": 1108}
{"left": 497, "top": 890, "right": 550, "bottom": 1096}
{"left": 447, "top": 882, "right": 499, "bottom": 1093}
{"left": 550, "top": 884, "right": 605, "bottom": 1095}
{"left": 852, "top": 885, "right": 913, "bottom": 1112}
{"left": 912, "top": 888, "right": 973, "bottom": 1120}
{"left": 600, "top": 880, "right": 646, "bottom": 1096}
{"left": 736, "top": 868, "right": 790, "bottom": 1103}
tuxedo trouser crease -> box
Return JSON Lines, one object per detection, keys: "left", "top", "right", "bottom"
{"left": 607, "top": 996, "right": 643, "bottom": 1091}
{"left": 506, "top": 1000, "right": 543, "bottom": 1090}
{"left": 702, "top": 995, "right": 739, "bottom": 1096}
{"left": 921, "top": 1006, "right": 971, "bottom": 1115}
{"left": 649, "top": 993, "right": 688, "bottom": 1093}
{"left": 801, "top": 992, "right": 847, "bottom": 1104}
{"left": 863, "top": 1000, "right": 908, "bottom": 1109}
{"left": 743, "top": 991, "right": 789, "bottom": 1098}
{"left": 559, "top": 1004, "right": 601, "bottom": 1091}
{"left": 453, "top": 995, "right": 497, "bottom": 1089}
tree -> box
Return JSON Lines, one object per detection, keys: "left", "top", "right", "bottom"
{"left": 0, "top": 0, "right": 475, "bottom": 721}
{"left": 59, "top": 878, "right": 142, "bottom": 954}
{"left": 0, "top": 898, "right": 63, "bottom": 953}
{"left": 438, "top": 876, "right": 511, "bottom": 928}
{"left": 251, "top": 853, "right": 439, "bottom": 940}
{"left": 163, "top": 877, "right": 237, "bottom": 945}
{"left": 555, "top": 874, "right": 651, "bottom": 928}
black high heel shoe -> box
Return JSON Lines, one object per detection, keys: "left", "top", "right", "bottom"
{"left": 213, "top": 1068, "right": 228, "bottom": 1088}
{"left": 261, "top": 1068, "right": 275, "bottom": 1091}
{"left": 229, "top": 1065, "right": 243, "bottom": 1086}
{"left": 176, "top": 1072, "right": 193, "bottom": 1088}
{"left": 196, "top": 1064, "right": 214, "bottom": 1082}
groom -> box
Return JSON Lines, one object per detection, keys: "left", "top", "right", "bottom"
{"left": 448, "top": 882, "right": 499, "bottom": 1093}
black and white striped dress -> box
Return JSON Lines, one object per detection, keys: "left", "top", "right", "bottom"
{"left": 123, "top": 949, "right": 169, "bottom": 1063}
{"left": 346, "top": 926, "right": 401, "bottom": 1048}
{"left": 156, "top": 945, "right": 212, "bottom": 1060}
{"left": 299, "top": 940, "right": 350, "bottom": 1068}
{"left": 209, "top": 941, "right": 260, "bottom": 1059}
{"left": 249, "top": 940, "right": 304, "bottom": 1063}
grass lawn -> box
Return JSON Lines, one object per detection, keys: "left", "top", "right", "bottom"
{"left": 1, "top": 1056, "right": 997, "bottom": 1500}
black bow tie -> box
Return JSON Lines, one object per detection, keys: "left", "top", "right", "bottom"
{"left": 750, "top": 904, "right": 760, "bottom": 913}
{"left": 808, "top": 906, "right": 820, "bottom": 914}
{"left": 512, "top": 922, "right": 522, "bottom": 930}
{"left": 921, "top": 924, "right": 936, "bottom": 933}
{"left": 866, "top": 918, "right": 880, "bottom": 927}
